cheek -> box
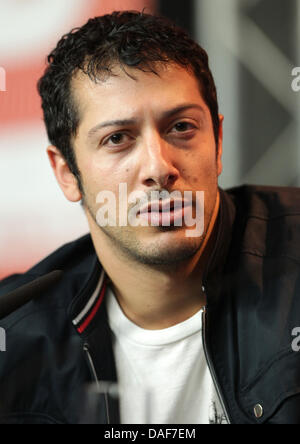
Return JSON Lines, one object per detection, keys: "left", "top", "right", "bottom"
{"left": 80, "top": 156, "right": 134, "bottom": 201}
{"left": 79, "top": 163, "right": 110, "bottom": 199}
{"left": 182, "top": 149, "right": 217, "bottom": 184}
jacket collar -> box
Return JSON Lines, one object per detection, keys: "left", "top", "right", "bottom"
{"left": 203, "top": 188, "right": 236, "bottom": 306}
{"left": 68, "top": 253, "right": 107, "bottom": 336}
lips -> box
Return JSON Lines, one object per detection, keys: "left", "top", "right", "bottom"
{"left": 138, "top": 198, "right": 188, "bottom": 215}
{"left": 137, "top": 198, "right": 193, "bottom": 227}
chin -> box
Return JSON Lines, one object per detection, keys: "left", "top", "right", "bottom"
{"left": 127, "top": 236, "right": 203, "bottom": 266}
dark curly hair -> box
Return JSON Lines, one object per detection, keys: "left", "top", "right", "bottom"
{"left": 38, "top": 10, "right": 219, "bottom": 186}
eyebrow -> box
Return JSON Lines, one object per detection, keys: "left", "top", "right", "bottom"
{"left": 87, "top": 103, "right": 206, "bottom": 139}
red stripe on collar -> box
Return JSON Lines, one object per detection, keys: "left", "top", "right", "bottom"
{"left": 76, "top": 280, "right": 107, "bottom": 334}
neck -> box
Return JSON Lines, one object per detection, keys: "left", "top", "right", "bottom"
{"left": 89, "top": 192, "right": 220, "bottom": 330}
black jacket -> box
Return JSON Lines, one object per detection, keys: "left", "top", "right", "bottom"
{"left": 0, "top": 185, "right": 299, "bottom": 424}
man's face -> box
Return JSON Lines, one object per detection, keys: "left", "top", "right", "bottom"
{"left": 70, "top": 63, "right": 223, "bottom": 265}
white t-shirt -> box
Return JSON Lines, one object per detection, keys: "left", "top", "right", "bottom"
{"left": 106, "top": 286, "right": 228, "bottom": 424}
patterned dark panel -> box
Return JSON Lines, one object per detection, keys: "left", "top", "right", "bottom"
{"left": 238, "top": 0, "right": 297, "bottom": 182}
{"left": 245, "top": 0, "right": 297, "bottom": 63}
{"left": 238, "top": 64, "right": 291, "bottom": 177}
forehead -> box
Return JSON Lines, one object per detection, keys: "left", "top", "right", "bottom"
{"left": 71, "top": 63, "right": 209, "bottom": 127}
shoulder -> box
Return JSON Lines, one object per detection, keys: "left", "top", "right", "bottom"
{"left": 225, "top": 184, "right": 300, "bottom": 262}
{"left": 226, "top": 184, "right": 300, "bottom": 218}
{"left": 0, "top": 233, "right": 99, "bottom": 338}
{"left": 0, "top": 233, "right": 95, "bottom": 423}
{"left": 0, "top": 233, "right": 95, "bottom": 302}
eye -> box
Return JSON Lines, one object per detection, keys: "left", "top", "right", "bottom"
{"left": 108, "top": 133, "right": 125, "bottom": 144}
{"left": 103, "top": 132, "right": 132, "bottom": 148}
{"left": 171, "top": 121, "right": 196, "bottom": 133}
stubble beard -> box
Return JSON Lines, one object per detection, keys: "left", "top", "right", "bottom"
{"left": 82, "top": 195, "right": 214, "bottom": 268}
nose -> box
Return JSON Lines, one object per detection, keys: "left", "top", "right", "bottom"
{"left": 138, "top": 131, "right": 179, "bottom": 189}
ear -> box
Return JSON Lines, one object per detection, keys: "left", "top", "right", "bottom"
{"left": 217, "top": 114, "right": 224, "bottom": 177}
{"left": 47, "top": 146, "right": 82, "bottom": 202}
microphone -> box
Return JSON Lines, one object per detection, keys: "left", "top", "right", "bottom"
{"left": 0, "top": 270, "right": 63, "bottom": 320}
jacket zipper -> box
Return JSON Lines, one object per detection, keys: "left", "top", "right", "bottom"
{"left": 83, "top": 343, "right": 111, "bottom": 424}
{"left": 201, "top": 306, "right": 231, "bottom": 424}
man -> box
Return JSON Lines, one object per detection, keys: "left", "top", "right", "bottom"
{"left": 0, "top": 11, "right": 299, "bottom": 425}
